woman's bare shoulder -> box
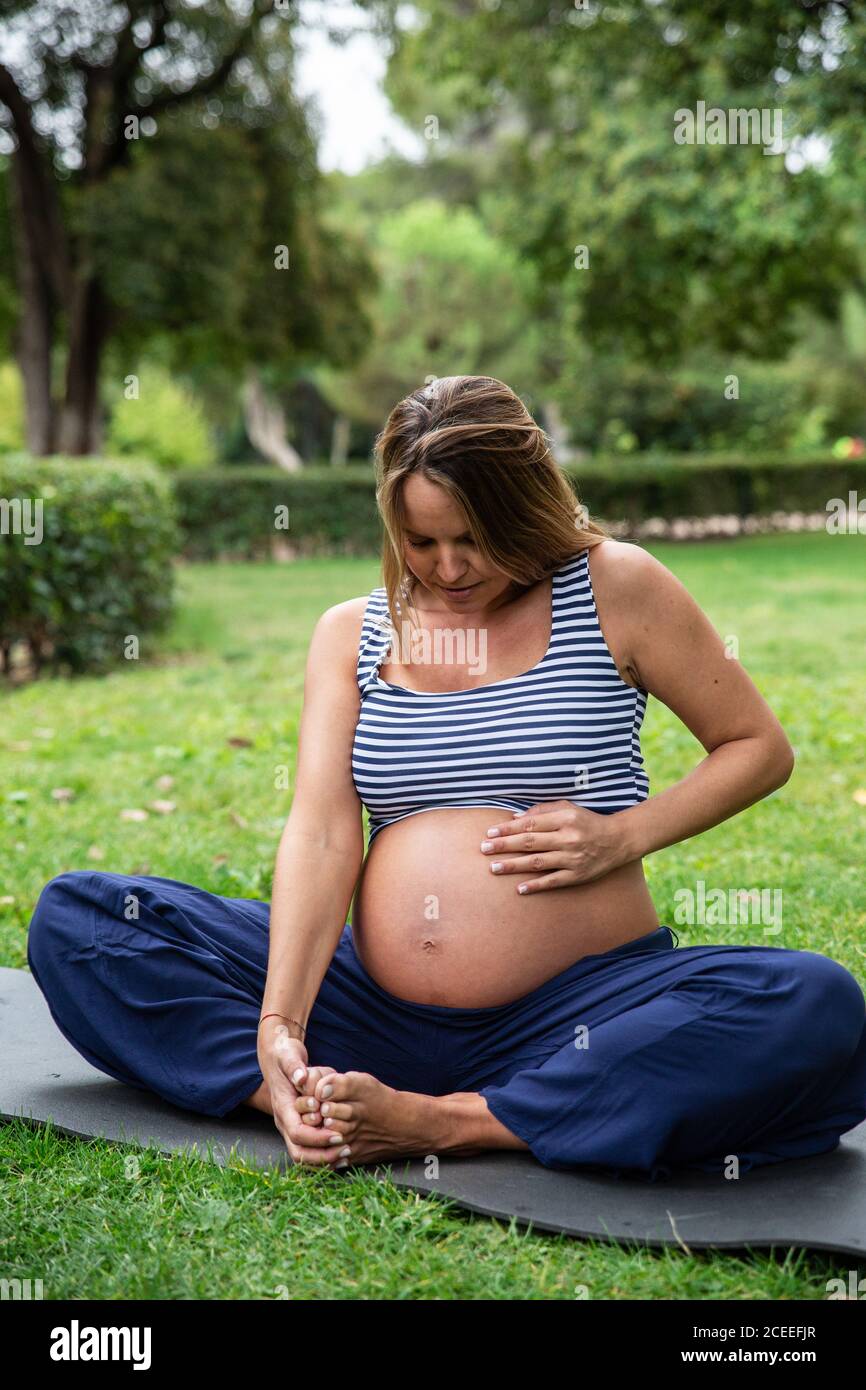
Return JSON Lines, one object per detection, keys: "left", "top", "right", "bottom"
{"left": 307, "top": 594, "right": 379, "bottom": 678}
{"left": 586, "top": 538, "right": 697, "bottom": 626}
{"left": 585, "top": 537, "right": 670, "bottom": 592}
{"left": 318, "top": 594, "right": 373, "bottom": 627}
{"left": 584, "top": 540, "right": 684, "bottom": 687}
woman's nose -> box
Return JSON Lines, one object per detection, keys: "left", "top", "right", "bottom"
{"left": 436, "top": 569, "right": 471, "bottom": 585}
{"left": 434, "top": 551, "right": 470, "bottom": 582}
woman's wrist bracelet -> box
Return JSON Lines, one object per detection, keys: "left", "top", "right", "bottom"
{"left": 259, "top": 1011, "right": 306, "bottom": 1038}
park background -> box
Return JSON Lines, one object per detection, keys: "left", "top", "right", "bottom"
{"left": 1, "top": 0, "right": 866, "bottom": 1301}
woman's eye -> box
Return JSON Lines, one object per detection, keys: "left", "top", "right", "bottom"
{"left": 407, "top": 538, "right": 475, "bottom": 549}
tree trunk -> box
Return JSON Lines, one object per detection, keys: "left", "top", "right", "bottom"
{"left": 330, "top": 413, "right": 350, "bottom": 467}
{"left": 9, "top": 153, "right": 56, "bottom": 454}
{"left": 57, "top": 275, "right": 109, "bottom": 455}
{"left": 242, "top": 367, "right": 304, "bottom": 471}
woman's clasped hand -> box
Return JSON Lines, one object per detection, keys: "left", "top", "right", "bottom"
{"left": 257, "top": 1021, "right": 348, "bottom": 1166}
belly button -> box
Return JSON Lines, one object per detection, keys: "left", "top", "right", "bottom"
{"left": 421, "top": 939, "right": 438, "bottom": 952}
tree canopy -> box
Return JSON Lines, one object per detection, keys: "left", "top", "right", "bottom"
{"left": 0, "top": 0, "right": 376, "bottom": 453}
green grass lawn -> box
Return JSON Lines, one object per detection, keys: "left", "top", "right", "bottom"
{"left": 2, "top": 532, "right": 865, "bottom": 1299}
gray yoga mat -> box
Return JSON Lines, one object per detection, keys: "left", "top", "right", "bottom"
{"left": 2, "top": 964, "right": 864, "bottom": 1257}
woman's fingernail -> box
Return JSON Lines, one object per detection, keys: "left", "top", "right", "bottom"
{"left": 518, "top": 884, "right": 529, "bottom": 893}
{"left": 491, "top": 862, "right": 502, "bottom": 872}
{"left": 336, "top": 1161, "right": 348, "bottom": 1169}
{"left": 339, "top": 1146, "right": 351, "bottom": 1157}
{"left": 292, "top": 1068, "right": 305, "bottom": 1083}
{"left": 321, "top": 1104, "right": 330, "bottom": 1116}
{"left": 329, "top": 1133, "right": 344, "bottom": 1145}
{"left": 486, "top": 827, "right": 500, "bottom": 837}
{"left": 324, "top": 1118, "right": 333, "bottom": 1127}
{"left": 480, "top": 840, "right": 493, "bottom": 851}
{"left": 322, "top": 1084, "right": 333, "bottom": 1098}
{"left": 307, "top": 1098, "right": 317, "bottom": 1110}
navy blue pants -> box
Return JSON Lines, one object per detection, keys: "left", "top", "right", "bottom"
{"left": 26, "top": 870, "right": 866, "bottom": 1181}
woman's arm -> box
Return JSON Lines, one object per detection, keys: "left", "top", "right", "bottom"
{"left": 481, "top": 541, "right": 795, "bottom": 889}
{"left": 262, "top": 598, "right": 366, "bottom": 1025}
{"left": 258, "top": 598, "right": 367, "bottom": 1151}
{"left": 609, "top": 541, "right": 795, "bottom": 863}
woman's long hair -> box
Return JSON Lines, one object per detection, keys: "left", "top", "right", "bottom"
{"left": 373, "top": 374, "right": 611, "bottom": 630}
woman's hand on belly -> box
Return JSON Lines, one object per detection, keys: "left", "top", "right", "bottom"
{"left": 479, "top": 799, "right": 632, "bottom": 894}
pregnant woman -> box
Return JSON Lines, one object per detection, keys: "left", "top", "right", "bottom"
{"left": 27, "top": 375, "right": 866, "bottom": 1182}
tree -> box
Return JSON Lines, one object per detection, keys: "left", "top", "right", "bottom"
{"left": 0, "top": 0, "right": 376, "bottom": 457}
{"left": 355, "top": 0, "right": 866, "bottom": 364}
{"left": 314, "top": 196, "right": 548, "bottom": 430}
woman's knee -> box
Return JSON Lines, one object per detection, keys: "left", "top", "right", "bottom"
{"left": 27, "top": 870, "right": 104, "bottom": 975}
{"left": 785, "top": 949, "right": 865, "bottom": 1066}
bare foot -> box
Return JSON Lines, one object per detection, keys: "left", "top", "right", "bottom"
{"left": 296, "top": 1070, "right": 449, "bottom": 1167}
{"left": 292, "top": 1064, "right": 340, "bottom": 1128}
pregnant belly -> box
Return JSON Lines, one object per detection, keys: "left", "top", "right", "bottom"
{"left": 351, "top": 807, "right": 661, "bottom": 1008}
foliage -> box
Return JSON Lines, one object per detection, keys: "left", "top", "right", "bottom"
{"left": 105, "top": 365, "right": 213, "bottom": 471}
{"left": 0, "top": 454, "right": 178, "bottom": 675}
{"left": 75, "top": 113, "right": 377, "bottom": 384}
{"left": 356, "top": 0, "right": 866, "bottom": 364}
{"left": 173, "top": 465, "right": 382, "bottom": 560}
{"left": 0, "top": 359, "right": 24, "bottom": 451}
{"left": 558, "top": 335, "right": 866, "bottom": 454}
{"left": 0, "top": 1, "right": 378, "bottom": 452}
{"left": 315, "top": 197, "right": 546, "bottom": 425}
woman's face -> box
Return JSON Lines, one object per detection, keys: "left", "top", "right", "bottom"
{"left": 399, "top": 473, "right": 515, "bottom": 610}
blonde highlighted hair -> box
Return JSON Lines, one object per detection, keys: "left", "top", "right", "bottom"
{"left": 372, "top": 374, "right": 610, "bottom": 630}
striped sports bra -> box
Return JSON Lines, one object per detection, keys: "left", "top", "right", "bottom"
{"left": 352, "top": 547, "right": 650, "bottom": 846}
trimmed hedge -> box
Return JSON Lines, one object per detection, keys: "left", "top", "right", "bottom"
{"left": 171, "top": 454, "right": 866, "bottom": 559}
{"left": 570, "top": 451, "right": 866, "bottom": 524}
{"left": 174, "top": 466, "right": 383, "bottom": 559}
{"left": 0, "top": 453, "right": 178, "bottom": 676}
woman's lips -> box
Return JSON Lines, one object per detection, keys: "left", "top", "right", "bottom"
{"left": 439, "top": 582, "right": 479, "bottom": 597}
